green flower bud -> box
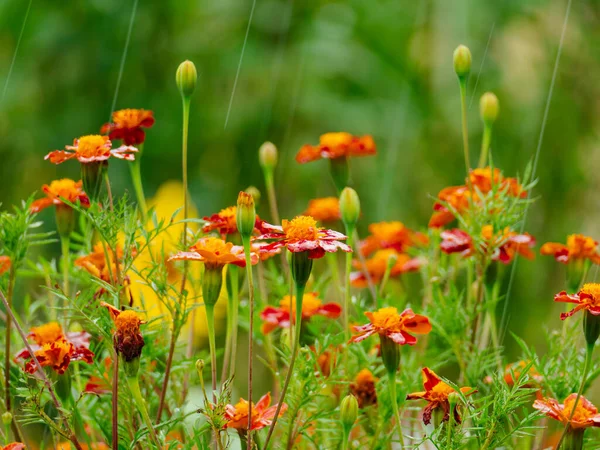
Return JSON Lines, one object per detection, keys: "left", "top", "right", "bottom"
{"left": 480, "top": 92, "right": 499, "bottom": 125}
{"left": 202, "top": 266, "right": 224, "bottom": 307}
{"left": 339, "top": 187, "right": 360, "bottom": 229}
{"left": 379, "top": 334, "right": 400, "bottom": 375}
{"left": 453, "top": 45, "right": 472, "bottom": 79}
{"left": 259, "top": 141, "right": 278, "bottom": 171}
{"left": 2, "top": 411, "right": 12, "bottom": 426}
{"left": 340, "top": 394, "right": 359, "bottom": 433}
{"left": 236, "top": 191, "right": 256, "bottom": 239}
{"left": 176, "top": 60, "right": 198, "bottom": 99}
{"left": 584, "top": 310, "right": 600, "bottom": 348}
{"left": 448, "top": 391, "right": 460, "bottom": 410}
{"left": 196, "top": 359, "right": 205, "bottom": 378}
{"left": 245, "top": 186, "right": 261, "bottom": 207}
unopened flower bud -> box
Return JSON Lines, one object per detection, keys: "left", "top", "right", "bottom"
{"left": 379, "top": 334, "right": 400, "bottom": 375}
{"left": 202, "top": 266, "right": 224, "bottom": 307}
{"left": 236, "top": 191, "right": 256, "bottom": 239}
{"left": 176, "top": 60, "right": 197, "bottom": 99}
{"left": 259, "top": 141, "right": 278, "bottom": 171}
{"left": 448, "top": 392, "right": 460, "bottom": 409}
{"left": 2, "top": 411, "right": 12, "bottom": 426}
{"left": 340, "top": 394, "right": 359, "bottom": 433}
{"left": 453, "top": 45, "right": 472, "bottom": 80}
{"left": 245, "top": 186, "right": 261, "bottom": 206}
{"left": 339, "top": 187, "right": 360, "bottom": 229}
{"left": 480, "top": 92, "right": 499, "bottom": 125}
{"left": 196, "top": 359, "right": 205, "bottom": 377}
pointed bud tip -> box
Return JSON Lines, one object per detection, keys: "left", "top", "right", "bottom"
{"left": 453, "top": 45, "right": 472, "bottom": 79}
{"left": 340, "top": 394, "right": 359, "bottom": 431}
{"left": 176, "top": 60, "right": 198, "bottom": 98}
{"left": 480, "top": 92, "right": 499, "bottom": 124}
{"left": 259, "top": 141, "right": 278, "bottom": 170}
{"left": 236, "top": 191, "right": 256, "bottom": 238}
{"left": 339, "top": 187, "right": 360, "bottom": 228}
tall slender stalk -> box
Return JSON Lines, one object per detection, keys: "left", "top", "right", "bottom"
{"left": 112, "top": 349, "right": 119, "bottom": 450}
{"left": 129, "top": 143, "right": 148, "bottom": 219}
{"left": 478, "top": 125, "right": 492, "bottom": 168}
{"left": 60, "top": 234, "right": 70, "bottom": 310}
{"left": 387, "top": 371, "right": 405, "bottom": 448}
{"left": 205, "top": 304, "right": 218, "bottom": 404}
{"left": 556, "top": 343, "right": 594, "bottom": 449}
{"left": 222, "top": 266, "right": 239, "bottom": 383}
{"left": 4, "top": 266, "right": 15, "bottom": 415}
{"left": 242, "top": 237, "right": 255, "bottom": 450}
{"left": 343, "top": 232, "right": 354, "bottom": 343}
{"left": 263, "top": 282, "right": 306, "bottom": 449}
{"left": 127, "top": 374, "right": 161, "bottom": 448}
{"left": 459, "top": 79, "right": 472, "bottom": 188}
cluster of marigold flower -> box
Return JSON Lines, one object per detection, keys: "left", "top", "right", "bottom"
{"left": 2, "top": 48, "right": 600, "bottom": 450}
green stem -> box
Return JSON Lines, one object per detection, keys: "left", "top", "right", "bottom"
{"left": 388, "top": 371, "right": 405, "bottom": 448}
{"left": 556, "top": 344, "right": 594, "bottom": 449}
{"left": 129, "top": 150, "right": 148, "bottom": 220}
{"left": 459, "top": 79, "right": 471, "bottom": 184}
{"left": 344, "top": 230, "right": 354, "bottom": 343}
{"left": 205, "top": 304, "right": 218, "bottom": 404}
{"left": 127, "top": 375, "right": 162, "bottom": 448}
{"left": 4, "top": 266, "right": 15, "bottom": 415}
{"left": 478, "top": 124, "right": 492, "bottom": 168}
{"left": 242, "top": 237, "right": 255, "bottom": 450}
{"left": 60, "top": 234, "right": 70, "bottom": 317}
{"left": 263, "top": 282, "right": 306, "bottom": 449}
{"left": 327, "top": 251, "right": 342, "bottom": 301}
{"left": 222, "top": 266, "right": 239, "bottom": 383}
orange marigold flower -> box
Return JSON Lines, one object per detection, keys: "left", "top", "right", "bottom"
{"left": 225, "top": 392, "right": 287, "bottom": 431}
{"left": 541, "top": 234, "right": 600, "bottom": 264}
{"left": 406, "top": 367, "right": 475, "bottom": 425}
{"left": 350, "top": 369, "right": 378, "bottom": 408}
{"left": 260, "top": 292, "right": 341, "bottom": 334}
{"left": 256, "top": 215, "right": 351, "bottom": 259}
{"left": 45, "top": 135, "right": 138, "bottom": 165}
{"left": 533, "top": 394, "right": 600, "bottom": 430}
{"left": 350, "top": 249, "right": 421, "bottom": 288}
{"left": 359, "top": 221, "right": 428, "bottom": 257}
{"left": 484, "top": 360, "right": 543, "bottom": 388}
{"left": 351, "top": 307, "right": 431, "bottom": 345}
{"left": 296, "top": 132, "right": 376, "bottom": 163}
{"left": 304, "top": 197, "right": 341, "bottom": 223}
{"left": 30, "top": 179, "right": 90, "bottom": 213}
{"left": 555, "top": 283, "right": 600, "bottom": 320}
{"left": 429, "top": 167, "right": 526, "bottom": 228}
{"left": 169, "top": 236, "right": 257, "bottom": 269}
{"left": 75, "top": 242, "right": 130, "bottom": 287}
{"left": 202, "top": 206, "right": 263, "bottom": 237}
{"left": 101, "top": 108, "right": 155, "bottom": 146}
{"left": 16, "top": 322, "right": 93, "bottom": 374}
{"left": 0, "top": 256, "right": 11, "bottom": 276}
{"left": 101, "top": 303, "right": 145, "bottom": 362}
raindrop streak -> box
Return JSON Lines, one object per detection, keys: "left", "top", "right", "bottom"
{"left": 1, "top": 0, "right": 34, "bottom": 107}
{"left": 468, "top": 22, "right": 495, "bottom": 110}
{"left": 224, "top": 0, "right": 257, "bottom": 130}
{"left": 499, "top": 0, "right": 573, "bottom": 344}
{"left": 109, "top": 0, "right": 140, "bottom": 121}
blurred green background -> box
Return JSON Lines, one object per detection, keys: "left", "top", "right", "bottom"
{"left": 1, "top": 0, "right": 599, "bottom": 357}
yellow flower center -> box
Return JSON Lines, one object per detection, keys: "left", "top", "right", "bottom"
{"left": 30, "top": 322, "right": 64, "bottom": 346}
{"left": 581, "top": 283, "right": 600, "bottom": 304}
{"left": 115, "top": 310, "right": 141, "bottom": 334}
{"left": 112, "top": 109, "right": 146, "bottom": 128}
{"left": 280, "top": 292, "right": 323, "bottom": 317}
{"left": 194, "top": 236, "right": 233, "bottom": 255}
{"left": 369, "top": 222, "right": 406, "bottom": 241}
{"left": 355, "top": 368, "right": 376, "bottom": 385}
{"left": 282, "top": 215, "right": 319, "bottom": 240}
{"left": 76, "top": 135, "right": 110, "bottom": 157}
{"left": 218, "top": 206, "right": 238, "bottom": 229}
{"left": 46, "top": 179, "right": 80, "bottom": 199}
{"left": 320, "top": 132, "right": 352, "bottom": 147}
{"left": 368, "top": 307, "right": 402, "bottom": 330}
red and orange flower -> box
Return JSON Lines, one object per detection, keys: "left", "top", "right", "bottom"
{"left": 169, "top": 236, "right": 258, "bottom": 269}
{"left": 45, "top": 135, "right": 138, "bottom": 165}
{"left": 295, "top": 132, "right": 376, "bottom": 163}
{"left": 304, "top": 197, "right": 341, "bottom": 223}
{"left": 350, "top": 369, "right": 378, "bottom": 408}
{"left": 260, "top": 292, "right": 341, "bottom": 334}
{"left": 75, "top": 242, "right": 130, "bottom": 287}
{"left": 350, "top": 249, "right": 421, "bottom": 288}
{"left": 533, "top": 394, "right": 600, "bottom": 430}
{"left": 31, "top": 179, "right": 90, "bottom": 213}
{"left": 541, "top": 234, "right": 600, "bottom": 264}
{"left": 256, "top": 215, "right": 351, "bottom": 259}
{"left": 351, "top": 307, "right": 431, "bottom": 346}
{"left": 101, "top": 303, "right": 145, "bottom": 362}
{"left": 0, "top": 256, "right": 10, "bottom": 276}
{"left": 16, "top": 322, "right": 94, "bottom": 375}
{"left": 359, "top": 221, "right": 428, "bottom": 257}
{"left": 406, "top": 367, "right": 475, "bottom": 425}
{"left": 224, "top": 392, "right": 287, "bottom": 431}
{"left": 555, "top": 283, "right": 600, "bottom": 320}
{"left": 101, "top": 108, "right": 155, "bottom": 146}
